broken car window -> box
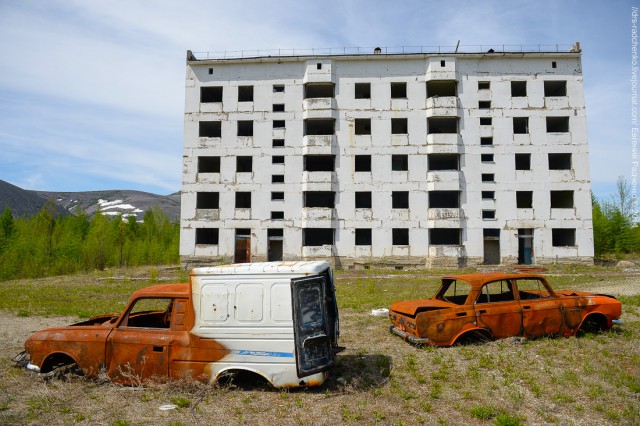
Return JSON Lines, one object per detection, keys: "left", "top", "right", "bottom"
{"left": 476, "top": 280, "right": 515, "bottom": 304}
{"left": 436, "top": 279, "right": 471, "bottom": 305}
{"left": 515, "top": 278, "right": 552, "bottom": 299}
{"left": 123, "top": 298, "right": 173, "bottom": 329}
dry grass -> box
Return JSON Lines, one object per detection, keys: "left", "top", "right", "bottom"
{"left": 0, "top": 266, "right": 639, "bottom": 425}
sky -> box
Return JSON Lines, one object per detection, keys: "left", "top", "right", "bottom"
{"left": 0, "top": 0, "right": 635, "bottom": 200}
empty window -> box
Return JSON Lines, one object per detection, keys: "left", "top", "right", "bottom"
{"left": 355, "top": 155, "right": 371, "bottom": 172}
{"left": 480, "top": 137, "right": 494, "bottom": 146}
{"left": 428, "top": 153, "right": 459, "bottom": 170}
{"left": 392, "top": 155, "right": 408, "bottom": 171}
{"left": 355, "top": 83, "right": 371, "bottom": 99}
{"left": 428, "top": 117, "right": 458, "bottom": 134}
{"left": 198, "top": 156, "right": 220, "bottom": 173}
{"left": 199, "top": 121, "right": 221, "bottom": 137}
{"left": 430, "top": 228, "right": 461, "bottom": 245}
{"left": 305, "top": 83, "right": 334, "bottom": 98}
{"left": 196, "top": 192, "right": 219, "bottom": 209}
{"left": 238, "top": 85, "right": 253, "bottom": 102}
{"left": 235, "top": 192, "right": 251, "bottom": 208}
{"left": 273, "top": 85, "right": 285, "bottom": 93}
{"left": 548, "top": 153, "right": 572, "bottom": 170}
{"left": 546, "top": 117, "right": 570, "bottom": 132}
{"left": 355, "top": 118, "right": 372, "bottom": 135}
{"left": 552, "top": 61, "right": 557, "bottom": 69}
{"left": 515, "top": 153, "right": 531, "bottom": 170}
{"left": 355, "top": 191, "right": 372, "bottom": 208}
{"left": 516, "top": 191, "right": 533, "bottom": 208}
{"left": 513, "top": 117, "right": 529, "bottom": 134}
{"left": 272, "top": 174, "right": 285, "bottom": 183}
{"left": 484, "top": 228, "right": 500, "bottom": 238}
{"left": 201, "top": 87, "right": 223, "bottom": 103}
{"left": 482, "top": 210, "right": 496, "bottom": 219}
{"left": 391, "top": 82, "right": 407, "bottom": 98}
{"left": 511, "top": 81, "right": 527, "bottom": 97}
{"left": 273, "top": 103, "right": 285, "bottom": 112}
{"left": 303, "top": 228, "right": 334, "bottom": 246}
{"left": 478, "top": 81, "right": 490, "bottom": 90}
{"left": 426, "top": 80, "right": 457, "bottom": 97}
{"left": 355, "top": 228, "right": 372, "bottom": 246}
{"left": 391, "top": 118, "right": 408, "bottom": 134}
{"left": 208, "top": 68, "right": 213, "bottom": 75}
{"left": 544, "top": 80, "right": 567, "bottom": 96}
{"left": 440, "top": 60, "right": 446, "bottom": 67}
{"left": 429, "top": 191, "right": 460, "bottom": 208}
{"left": 236, "top": 156, "right": 252, "bottom": 172}
{"left": 481, "top": 154, "right": 494, "bottom": 162}
{"left": 479, "top": 101, "right": 491, "bottom": 109}
{"left": 237, "top": 120, "right": 253, "bottom": 136}
{"left": 482, "top": 173, "right": 495, "bottom": 182}
{"left": 273, "top": 120, "right": 285, "bottom": 129}
{"left": 304, "top": 155, "right": 335, "bottom": 171}
{"left": 304, "top": 191, "right": 335, "bottom": 208}
{"left": 305, "top": 119, "right": 335, "bottom": 135}
{"left": 271, "top": 191, "right": 284, "bottom": 201}
{"left": 196, "top": 228, "right": 218, "bottom": 245}
{"left": 392, "top": 228, "right": 409, "bottom": 245}
{"left": 271, "top": 211, "right": 284, "bottom": 220}
{"left": 272, "top": 156, "right": 285, "bottom": 164}
{"left": 550, "top": 190, "right": 574, "bottom": 208}
{"left": 392, "top": 191, "right": 409, "bottom": 209}
{"left": 480, "top": 117, "right": 492, "bottom": 125}
{"left": 268, "top": 229, "right": 283, "bottom": 237}
{"left": 482, "top": 191, "right": 495, "bottom": 200}
{"left": 273, "top": 139, "right": 285, "bottom": 147}
{"left": 552, "top": 229, "right": 576, "bottom": 246}
{"left": 316, "top": 63, "right": 322, "bottom": 70}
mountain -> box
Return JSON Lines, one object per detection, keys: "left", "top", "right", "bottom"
{"left": 0, "top": 180, "right": 181, "bottom": 222}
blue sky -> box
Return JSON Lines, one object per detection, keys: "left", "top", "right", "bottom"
{"left": 0, "top": 0, "right": 634, "bottom": 199}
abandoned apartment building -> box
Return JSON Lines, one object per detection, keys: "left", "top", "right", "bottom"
{"left": 180, "top": 43, "right": 593, "bottom": 268}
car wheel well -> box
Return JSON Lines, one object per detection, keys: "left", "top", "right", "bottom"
{"left": 41, "top": 353, "right": 78, "bottom": 374}
{"left": 215, "top": 368, "right": 273, "bottom": 390}
{"left": 579, "top": 313, "right": 608, "bottom": 333}
{"left": 453, "top": 329, "right": 492, "bottom": 346}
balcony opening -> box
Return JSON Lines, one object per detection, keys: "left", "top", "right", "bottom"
{"left": 355, "top": 191, "right": 372, "bottom": 208}
{"left": 511, "top": 81, "right": 527, "bottom": 97}
{"left": 482, "top": 173, "right": 495, "bottom": 182}
{"left": 355, "top": 228, "right": 372, "bottom": 245}
{"left": 429, "top": 191, "right": 460, "bottom": 208}
{"left": 546, "top": 117, "right": 569, "bottom": 133}
{"left": 391, "top": 118, "right": 408, "bottom": 134}
{"left": 481, "top": 154, "right": 494, "bottom": 162}
{"left": 549, "top": 153, "right": 572, "bottom": 170}
{"left": 544, "top": 80, "right": 567, "bottom": 96}
{"left": 392, "top": 191, "right": 409, "bottom": 209}
{"left": 355, "top": 155, "right": 371, "bottom": 172}
{"left": 480, "top": 117, "right": 492, "bottom": 125}
{"left": 550, "top": 190, "right": 574, "bottom": 208}
{"left": 392, "top": 228, "right": 409, "bottom": 245}
{"left": 304, "top": 155, "right": 335, "bottom": 172}
{"left": 273, "top": 139, "right": 285, "bottom": 147}
{"left": 237, "top": 120, "right": 254, "bottom": 136}
{"left": 273, "top": 103, "right": 285, "bottom": 112}
{"left": 236, "top": 156, "right": 252, "bottom": 172}
{"left": 238, "top": 85, "right": 254, "bottom": 102}
{"left": 552, "top": 228, "right": 576, "bottom": 246}
{"left": 235, "top": 192, "right": 251, "bottom": 208}
{"left": 304, "top": 118, "right": 335, "bottom": 135}
{"left": 271, "top": 211, "right": 284, "bottom": 220}
{"left": 482, "top": 210, "right": 496, "bottom": 219}
{"left": 196, "top": 192, "right": 219, "bottom": 209}
{"left": 428, "top": 153, "right": 459, "bottom": 170}
{"left": 273, "top": 120, "right": 285, "bottom": 129}
{"left": 515, "top": 153, "right": 531, "bottom": 170}
{"left": 513, "top": 117, "right": 529, "bottom": 134}
{"left": 478, "top": 101, "right": 491, "bottom": 109}
{"left": 273, "top": 85, "right": 285, "bottom": 93}
{"left": 516, "top": 191, "right": 533, "bottom": 208}
{"left": 428, "top": 117, "right": 458, "bottom": 134}
{"left": 304, "top": 191, "right": 335, "bottom": 208}
{"left": 426, "top": 80, "right": 457, "bottom": 97}
{"left": 391, "top": 82, "right": 407, "bottom": 98}
{"left": 272, "top": 156, "right": 285, "bottom": 164}
{"left": 480, "top": 137, "right": 494, "bottom": 146}
{"left": 430, "top": 228, "right": 461, "bottom": 245}
{"left": 303, "top": 228, "right": 334, "bottom": 246}
{"left": 482, "top": 191, "right": 495, "bottom": 200}
{"left": 199, "top": 121, "right": 221, "bottom": 137}
{"left": 355, "top": 82, "right": 371, "bottom": 99}
{"left": 272, "top": 174, "right": 285, "bottom": 183}
{"left": 354, "top": 118, "right": 372, "bottom": 135}
{"left": 198, "top": 156, "right": 220, "bottom": 173}
{"left": 196, "top": 228, "right": 219, "bottom": 245}
{"left": 478, "top": 81, "right": 490, "bottom": 90}
{"left": 201, "top": 86, "right": 223, "bottom": 103}
{"left": 392, "top": 154, "right": 408, "bottom": 171}
{"left": 271, "top": 191, "right": 284, "bottom": 200}
{"left": 305, "top": 83, "right": 335, "bottom": 98}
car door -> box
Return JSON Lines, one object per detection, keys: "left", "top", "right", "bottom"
{"left": 474, "top": 280, "right": 522, "bottom": 339}
{"left": 291, "top": 275, "right": 334, "bottom": 378}
{"left": 515, "top": 278, "right": 564, "bottom": 337}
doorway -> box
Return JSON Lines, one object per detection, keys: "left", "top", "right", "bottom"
{"left": 268, "top": 228, "right": 284, "bottom": 261}
{"left": 483, "top": 229, "right": 500, "bottom": 265}
{"left": 518, "top": 229, "right": 534, "bottom": 265}
{"left": 234, "top": 229, "right": 251, "bottom": 263}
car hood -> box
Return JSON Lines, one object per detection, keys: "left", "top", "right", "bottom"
{"left": 390, "top": 299, "right": 454, "bottom": 316}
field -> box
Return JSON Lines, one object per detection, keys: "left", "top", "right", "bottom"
{"left": 0, "top": 265, "right": 639, "bottom": 425}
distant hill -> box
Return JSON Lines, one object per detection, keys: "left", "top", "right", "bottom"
{"left": 0, "top": 179, "right": 181, "bottom": 222}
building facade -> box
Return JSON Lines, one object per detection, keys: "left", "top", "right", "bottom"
{"left": 180, "top": 44, "right": 593, "bottom": 268}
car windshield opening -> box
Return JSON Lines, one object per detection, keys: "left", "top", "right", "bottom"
{"left": 436, "top": 279, "right": 471, "bottom": 305}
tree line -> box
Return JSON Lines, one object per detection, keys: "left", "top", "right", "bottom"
{"left": 0, "top": 201, "right": 179, "bottom": 281}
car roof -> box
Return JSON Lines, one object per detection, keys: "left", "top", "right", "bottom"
{"left": 130, "top": 283, "right": 190, "bottom": 299}
{"left": 191, "top": 261, "right": 330, "bottom": 276}
{"left": 441, "top": 272, "right": 546, "bottom": 289}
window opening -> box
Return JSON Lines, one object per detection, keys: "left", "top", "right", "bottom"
{"left": 237, "top": 120, "right": 253, "bottom": 136}
{"left": 515, "top": 153, "right": 531, "bottom": 170}
{"left": 430, "top": 228, "right": 461, "bottom": 245}
{"left": 303, "top": 228, "right": 334, "bottom": 246}
{"left": 196, "top": 228, "right": 218, "bottom": 245}
{"left": 235, "top": 192, "right": 251, "bottom": 208}
{"left": 391, "top": 82, "right": 407, "bottom": 98}
{"left": 304, "top": 191, "right": 335, "bottom": 208}
{"left": 392, "top": 154, "right": 408, "bottom": 171}
{"left": 355, "top": 191, "right": 372, "bottom": 208}
{"left": 513, "top": 117, "right": 529, "bottom": 134}
{"left": 428, "top": 153, "right": 459, "bottom": 170}
{"left": 236, "top": 156, "right": 252, "bottom": 172}
{"left": 355, "top": 83, "right": 371, "bottom": 99}
{"left": 426, "top": 80, "right": 457, "bottom": 97}
{"left": 546, "top": 117, "right": 569, "bottom": 132}
{"left": 198, "top": 156, "right": 220, "bottom": 173}
{"left": 392, "top": 191, "right": 409, "bottom": 209}
{"left": 550, "top": 190, "right": 574, "bottom": 208}
{"left": 199, "top": 121, "right": 221, "bottom": 137}
{"left": 355, "top": 228, "right": 372, "bottom": 245}
{"left": 304, "top": 155, "right": 335, "bottom": 171}
{"left": 196, "top": 192, "right": 219, "bottom": 209}
{"left": 238, "top": 85, "right": 254, "bottom": 102}
{"left": 429, "top": 191, "right": 460, "bottom": 208}
{"left": 516, "top": 191, "right": 533, "bottom": 208}
{"left": 511, "top": 81, "right": 527, "bottom": 97}
{"left": 548, "top": 153, "right": 572, "bottom": 170}
{"left": 354, "top": 118, "right": 371, "bottom": 135}
{"left": 201, "top": 87, "right": 223, "bottom": 103}
{"left": 393, "top": 228, "right": 409, "bottom": 245}
{"left": 355, "top": 155, "right": 371, "bottom": 172}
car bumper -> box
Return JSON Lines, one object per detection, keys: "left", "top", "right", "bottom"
{"left": 389, "top": 324, "right": 431, "bottom": 345}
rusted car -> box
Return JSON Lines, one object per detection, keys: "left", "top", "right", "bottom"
{"left": 389, "top": 272, "right": 622, "bottom": 346}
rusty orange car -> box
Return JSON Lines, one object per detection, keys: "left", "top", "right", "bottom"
{"left": 389, "top": 272, "right": 622, "bottom": 346}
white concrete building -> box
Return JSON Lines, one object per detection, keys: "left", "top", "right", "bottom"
{"left": 180, "top": 44, "right": 593, "bottom": 268}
